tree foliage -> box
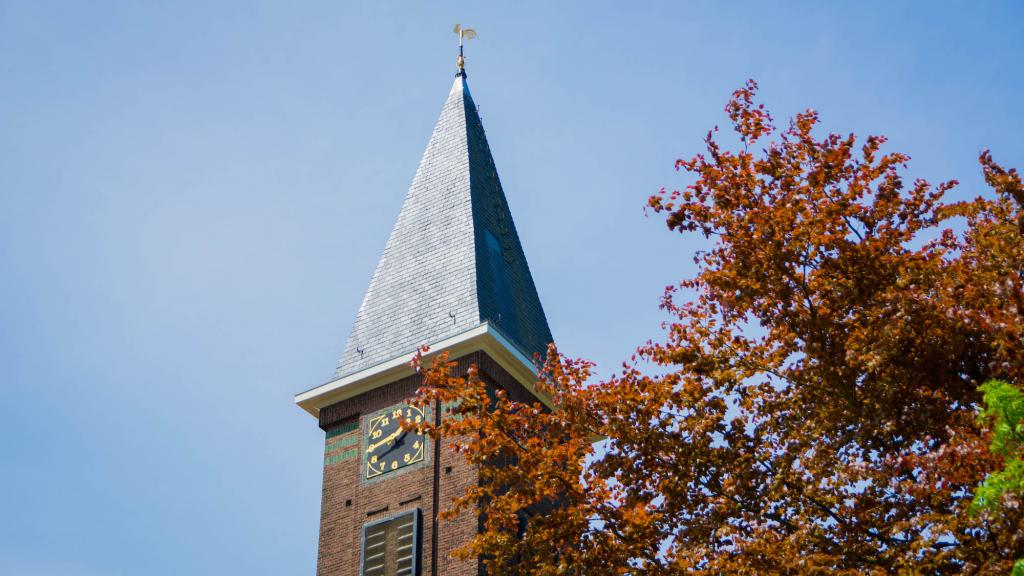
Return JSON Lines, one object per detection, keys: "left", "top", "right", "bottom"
{"left": 973, "top": 378, "right": 1024, "bottom": 576}
{"left": 411, "top": 81, "right": 1024, "bottom": 574}
{"left": 973, "top": 379, "right": 1024, "bottom": 517}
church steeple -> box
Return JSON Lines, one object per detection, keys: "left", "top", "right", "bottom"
{"left": 298, "top": 42, "right": 556, "bottom": 576}
{"left": 333, "top": 72, "right": 553, "bottom": 380}
{"left": 296, "top": 54, "right": 553, "bottom": 420}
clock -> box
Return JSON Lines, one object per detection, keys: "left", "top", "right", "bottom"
{"left": 364, "top": 404, "right": 427, "bottom": 479}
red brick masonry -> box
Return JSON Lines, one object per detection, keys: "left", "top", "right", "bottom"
{"left": 315, "top": 350, "right": 538, "bottom": 576}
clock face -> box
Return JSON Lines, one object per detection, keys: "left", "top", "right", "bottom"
{"left": 364, "top": 404, "right": 427, "bottom": 480}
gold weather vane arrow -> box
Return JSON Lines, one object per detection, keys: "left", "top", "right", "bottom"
{"left": 453, "top": 23, "right": 477, "bottom": 76}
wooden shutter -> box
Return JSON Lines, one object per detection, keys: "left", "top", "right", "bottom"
{"left": 361, "top": 509, "right": 420, "bottom": 576}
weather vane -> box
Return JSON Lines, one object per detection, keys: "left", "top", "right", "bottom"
{"left": 453, "top": 23, "right": 477, "bottom": 77}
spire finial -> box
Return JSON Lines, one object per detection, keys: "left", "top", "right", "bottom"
{"left": 452, "top": 23, "right": 477, "bottom": 77}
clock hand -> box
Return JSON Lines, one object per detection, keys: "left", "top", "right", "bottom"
{"left": 366, "top": 428, "right": 402, "bottom": 453}
{"left": 377, "top": 430, "right": 409, "bottom": 458}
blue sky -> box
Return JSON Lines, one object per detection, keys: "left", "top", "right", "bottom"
{"left": 1, "top": 1, "right": 1022, "bottom": 574}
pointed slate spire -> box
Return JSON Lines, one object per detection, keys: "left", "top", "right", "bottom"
{"left": 334, "top": 75, "right": 553, "bottom": 378}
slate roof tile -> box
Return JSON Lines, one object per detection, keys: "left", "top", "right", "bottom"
{"left": 334, "top": 76, "right": 553, "bottom": 378}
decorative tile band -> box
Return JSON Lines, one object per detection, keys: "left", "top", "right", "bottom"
{"left": 325, "top": 434, "right": 359, "bottom": 452}
{"left": 442, "top": 399, "right": 464, "bottom": 421}
{"left": 325, "top": 448, "right": 358, "bottom": 466}
{"left": 325, "top": 420, "right": 360, "bottom": 466}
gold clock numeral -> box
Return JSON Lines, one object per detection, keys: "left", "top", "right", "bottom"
{"left": 403, "top": 453, "right": 411, "bottom": 463}
{"left": 390, "top": 461, "right": 398, "bottom": 470}
{"left": 366, "top": 460, "right": 382, "bottom": 479}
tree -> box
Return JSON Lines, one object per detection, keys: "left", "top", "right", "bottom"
{"left": 973, "top": 378, "right": 1024, "bottom": 576}
{"left": 410, "top": 80, "right": 1024, "bottom": 574}
{"left": 974, "top": 379, "right": 1024, "bottom": 517}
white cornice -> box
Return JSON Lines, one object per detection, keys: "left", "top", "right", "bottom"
{"left": 295, "top": 322, "right": 549, "bottom": 418}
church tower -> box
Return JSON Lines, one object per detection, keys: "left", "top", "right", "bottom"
{"left": 295, "top": 35, "right": 554, "bottom": 576}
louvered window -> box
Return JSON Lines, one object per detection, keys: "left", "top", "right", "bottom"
{"left": 361, "top": 509, "right": 421, "bottom": 576}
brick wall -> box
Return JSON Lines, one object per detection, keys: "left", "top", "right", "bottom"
{"left": 315, "top": 350, "right": 536, "bottom": 576}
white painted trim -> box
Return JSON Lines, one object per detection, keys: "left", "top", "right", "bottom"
{"left": 294, "top": 322, "right": 548, "bottom": 418}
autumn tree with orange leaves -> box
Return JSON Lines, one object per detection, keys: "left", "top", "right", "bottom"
{"left": 410, "top": 81, "right": 1024, "bottom": 575}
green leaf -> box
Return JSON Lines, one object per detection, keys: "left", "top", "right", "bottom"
{"left": 972, "top": 380, "right": 1024, "bottom": 515}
